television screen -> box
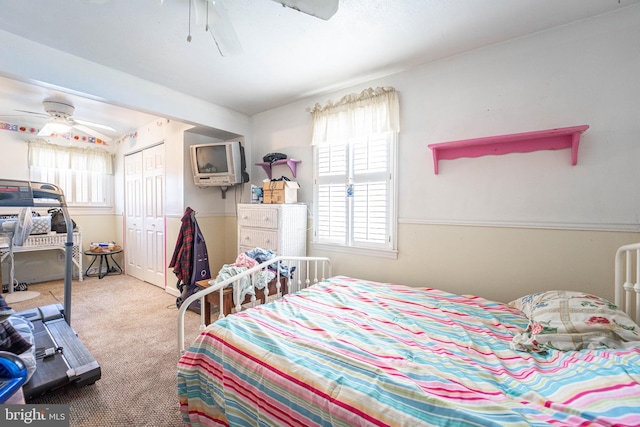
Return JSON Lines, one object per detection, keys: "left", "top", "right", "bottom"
{"left": 190, "top": 140, "right": 248, "bottom": 187}
{"left": 195, "top": 145, "right": 229, "bottom": 174}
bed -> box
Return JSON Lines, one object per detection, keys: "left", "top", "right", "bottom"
{"left": 177, "top": 247, "right": 640, "bottom": 426}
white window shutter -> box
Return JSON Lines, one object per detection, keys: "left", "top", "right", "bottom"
{"left": 317, "top": 183, "right": 347, "bottom": 243}
{"left": 314, "top": 134, "right": 394, "bottom": 250}
{"left": 352, "top": 181, "right": 388, "bottom": 244}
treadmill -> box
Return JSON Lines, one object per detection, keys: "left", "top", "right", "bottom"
{"left": 0, "top": 179, "right": 101, "bottom": 400}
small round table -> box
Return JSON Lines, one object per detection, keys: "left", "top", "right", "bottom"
{"left": 84, "top": 249, "right": 123, "bottom": 279}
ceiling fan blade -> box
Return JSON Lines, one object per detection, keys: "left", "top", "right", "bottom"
{"left": 205, "top": 0, "right": 242, "bottom": 57}
{"left": 73, "top": 124, "right": 111, "bottom": 141}
{"left": 73, "top": 118, "right": 116, "bottom": 132}
{"left": 272, "top": 0, "right": 338, "bottom": 20}
{"left": 14, "top": 109, "right": 49, "bottom": 117}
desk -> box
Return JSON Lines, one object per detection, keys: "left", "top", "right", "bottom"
{"left": 195, "top": 277, "right": 288, "bottom": 325}
{"left": 84, "top": 249, "right": 122, "bottom": 279}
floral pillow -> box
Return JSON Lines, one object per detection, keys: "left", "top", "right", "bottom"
{"left": 508, "top": 292, "right": 546, "bottom": 317}
{"left": 509, "top": 290, "right": 640, "bottom": 352}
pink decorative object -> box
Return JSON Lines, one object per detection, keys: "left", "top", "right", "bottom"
{"left": 427, "top": 125, "right": 589, "bottom": 174}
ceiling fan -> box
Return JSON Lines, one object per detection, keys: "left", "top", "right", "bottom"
{"left": 83, "top": 0, "right": 338, "bottom": 57}
{"left": 6, "top": 98, "right": 117, "bottom": 141}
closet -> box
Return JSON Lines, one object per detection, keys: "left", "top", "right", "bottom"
{"left": 124, "top": 143, "right": 165, "bottom": 288}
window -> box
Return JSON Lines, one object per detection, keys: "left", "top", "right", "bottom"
{"left": 28, "top": 139, "right": 114, "bottom": 207}
{"left": 311, "top": 87, "right": 399, "bottom": 257}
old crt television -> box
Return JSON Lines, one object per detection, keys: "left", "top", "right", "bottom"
{"left": 190, "top": 140, "right": 248, "bottom": 187}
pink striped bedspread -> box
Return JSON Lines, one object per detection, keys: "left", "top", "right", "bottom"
{"left": 177, "top": 276, "right": 640, "bottom": 426}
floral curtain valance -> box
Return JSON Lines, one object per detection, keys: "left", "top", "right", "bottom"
{"left": 309, "top": 87, "right": 400, "bottom": 146}
{"left": 28, "top": 139, "right": 114, "bottom": 174}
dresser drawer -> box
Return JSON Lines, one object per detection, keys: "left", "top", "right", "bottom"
{"left": 238, "top": 228, "right": 279, "bottom": 251}
{"left": 237, "top": 203, "right": 306, "bottom": 258}
{"left": 238, "top": 206, "right": 279, "bottom": 229}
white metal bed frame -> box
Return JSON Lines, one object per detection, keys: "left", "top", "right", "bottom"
{"left": 178, "top": 243, "right": 640, "bottom": 352}
{"left": 615, "top": 242, "right": 640, "bottom": 323}
{"left": 177, "top": 255, "right": 332, "bottom": 352}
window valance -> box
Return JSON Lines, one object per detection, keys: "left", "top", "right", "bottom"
{"left": 309, "top": 87, "right": 399, "bottom": 146}
{"left": 28, "top": 139, "right": 114, "bottom": 174}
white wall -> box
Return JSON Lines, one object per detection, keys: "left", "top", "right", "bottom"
{"left": 250, "top": 5, "right": 640, "bottom": 302}
{"left": 401, "top": 9, "right": 640, "bottom": 230}
{"left": 0, "top": 131, "right": 30, "bottom": 180}
{"left": 254, "top": 6, "right": 640, "bottom": 231}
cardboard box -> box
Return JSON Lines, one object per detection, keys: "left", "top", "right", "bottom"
{"left": 262, "top": 180, "right": 299, "bottom": 204}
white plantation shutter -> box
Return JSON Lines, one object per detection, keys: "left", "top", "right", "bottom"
{"left": 353, "top": 181, "right": 388, "bottom": 244}
{"left": 316, "top": 144, "right": 348, "bottom": 244}
{"left": 317, "top": 183, "right": 347, "bottom": 243}
{"left": 351, "top": 136, "right": 391, "bottom": 246}
{"left": 28, "top": 139, "right": 113, "bottom": 207}
{"left": 311, "top": 87, "right": 398, "bottom": 254}
{"left": 313, "top": 133, "right": 396, "bottom": 251}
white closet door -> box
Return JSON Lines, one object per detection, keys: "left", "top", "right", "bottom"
{"left": 124, "top": 144, "right": 165, "bottom": 288}
{"left": 124, "top": 152, "right": 144, "bottom": 281}
{"left": 142, "top": 144, "right": 165, "bottom": 288}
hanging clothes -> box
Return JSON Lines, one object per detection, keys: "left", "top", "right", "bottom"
{"left": 169, "top": 207, "right": 196, "bottom": 288}
{"left": 170, "top": 207, "right": 211, "bottom": 313}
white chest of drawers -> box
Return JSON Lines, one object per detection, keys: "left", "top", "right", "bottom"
{"left": 237, "top": 203, "right": 307, "bottom": 256}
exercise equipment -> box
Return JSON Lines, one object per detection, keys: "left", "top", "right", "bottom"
{"left": 0, "top": 179, "right": 101, "bottom": 400}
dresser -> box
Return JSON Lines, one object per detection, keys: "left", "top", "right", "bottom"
{"left": 237, "top": 203, "right": 307, "bottom": 256}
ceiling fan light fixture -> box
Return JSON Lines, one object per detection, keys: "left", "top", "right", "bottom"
{"left": 38, "top": 118, "right": 72, "bottom": 136}
{"left": 47, "top": 122, "right": 72, "bottom": 134}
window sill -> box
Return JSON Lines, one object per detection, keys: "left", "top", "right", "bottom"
{"left": 312, "top": 242, "right": 398, "bottom": 259}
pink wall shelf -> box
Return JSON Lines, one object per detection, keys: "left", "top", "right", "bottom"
{"left": 255, "top": 159, "right": 301, "bottom": 179}
{"left": 427, "top": 125, "right": 589, "bottom": 174}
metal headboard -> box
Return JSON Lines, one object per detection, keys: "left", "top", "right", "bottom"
{"left": 615, "top": 242, "right": 640, "bottom": 323}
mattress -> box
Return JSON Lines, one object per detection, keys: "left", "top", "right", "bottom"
{"left": 177, "top": 276, "right": 640, "bottom": 426}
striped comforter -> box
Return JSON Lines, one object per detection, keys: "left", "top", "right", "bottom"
{"left": 177, "top": 276, "right": 640, "bottom": 426}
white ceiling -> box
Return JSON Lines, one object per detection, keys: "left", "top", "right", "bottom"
{"left": 1, "top": 0, "right": 639, "bottom": 138}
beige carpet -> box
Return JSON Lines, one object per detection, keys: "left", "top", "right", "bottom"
{"left": 7, "top": 275, "right": 203, "bottom": 427}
